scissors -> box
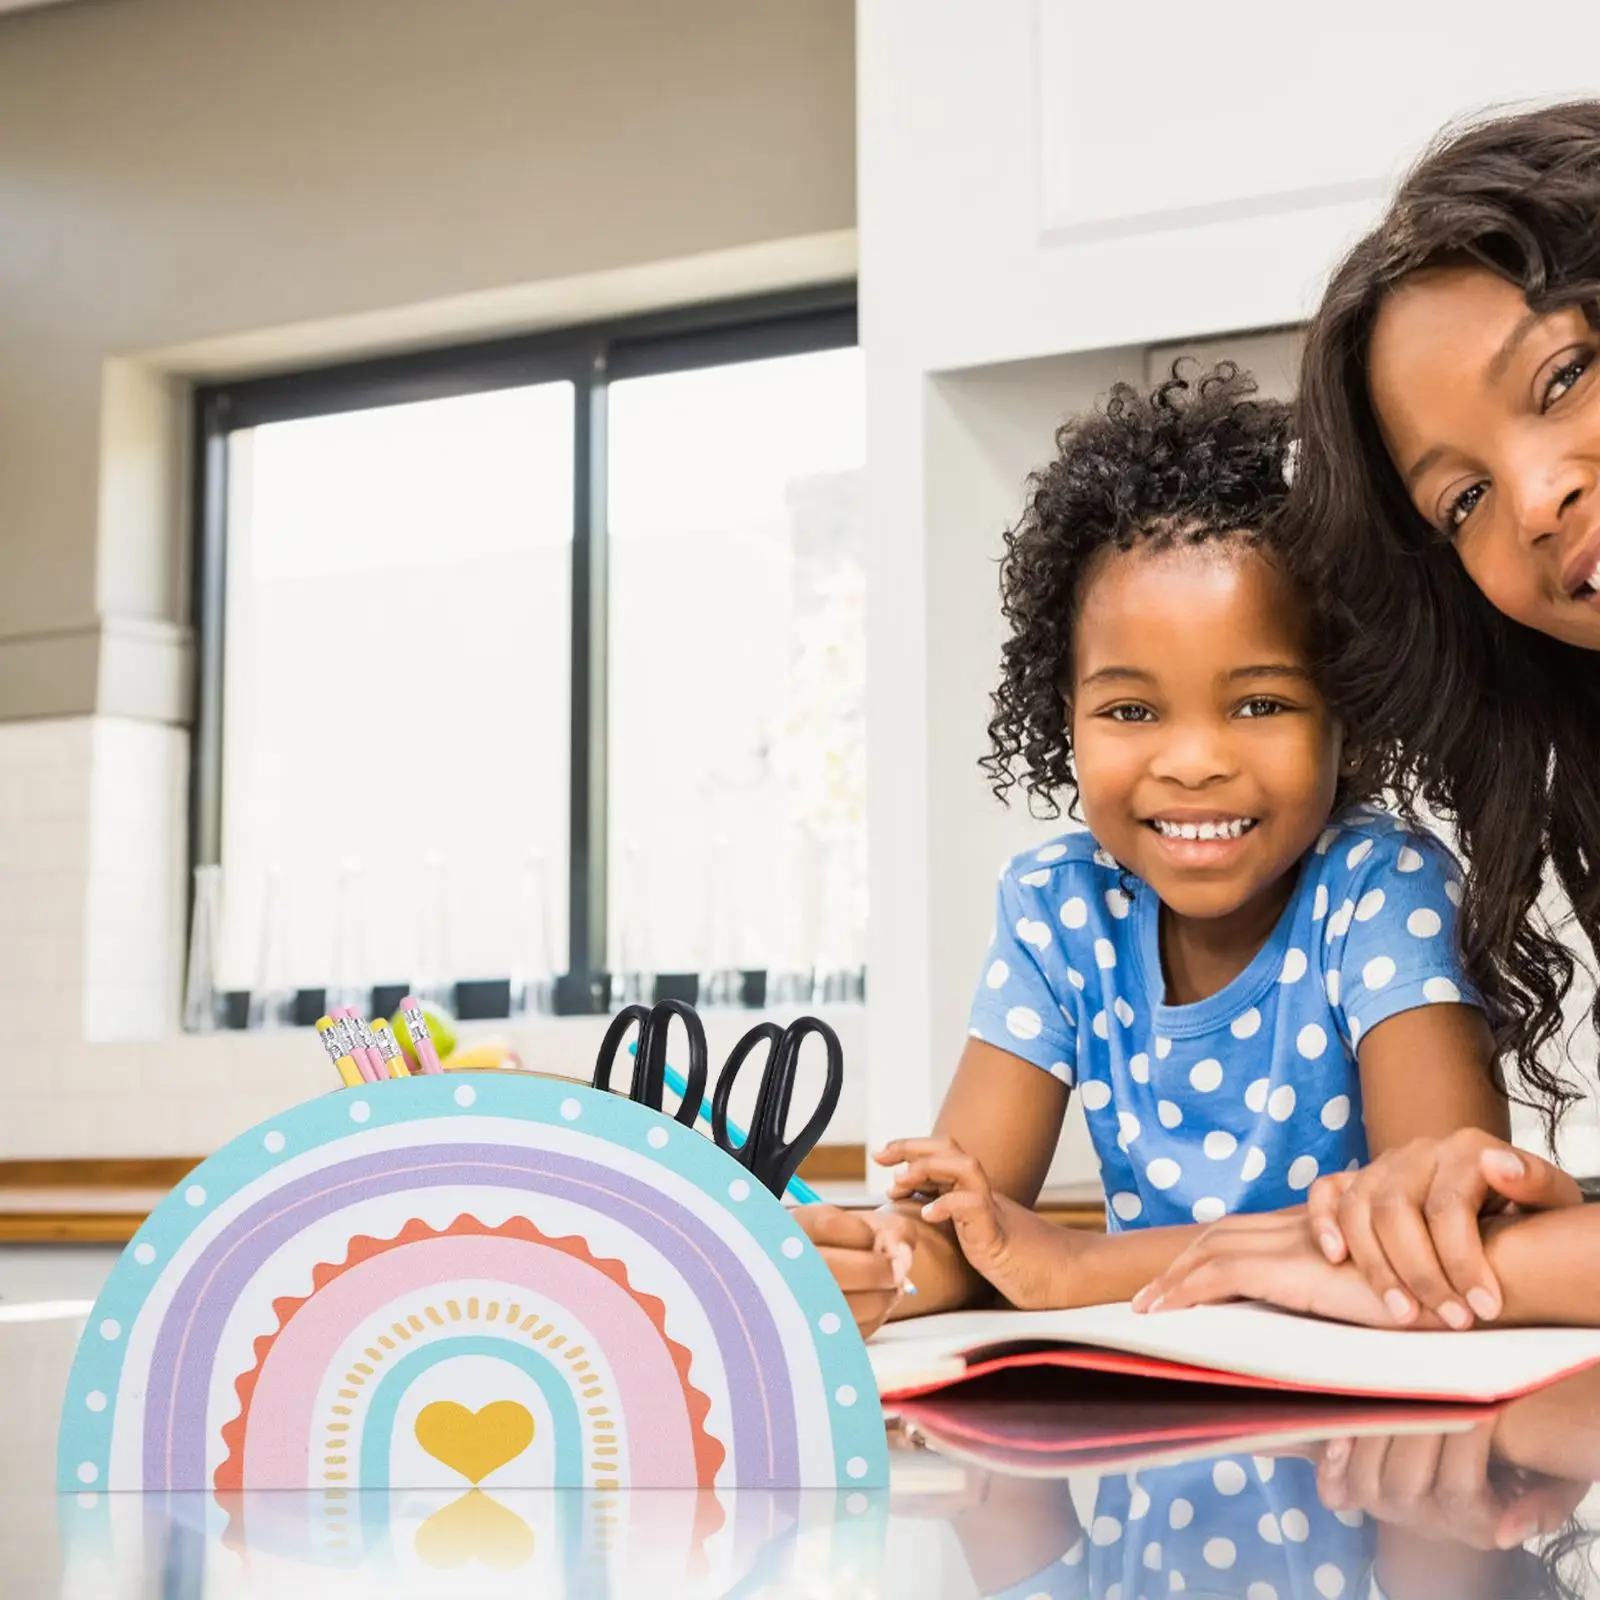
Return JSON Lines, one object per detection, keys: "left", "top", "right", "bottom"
{"left": 711, "top": 1015, "right": 843, "bottom": 1199}
{"left": 592, "top": 999, "right": 708, "bottom": 1127}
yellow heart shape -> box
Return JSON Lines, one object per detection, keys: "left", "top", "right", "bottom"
{"left": 414, "top": 1490, "right": 536, "bottom": 1571}
{"left": 414, "top": 1400, "right": 535, "bottom": 1485}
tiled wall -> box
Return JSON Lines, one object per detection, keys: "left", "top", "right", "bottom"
{"left": 0, "top": 712, "right": 869, "bottom": 1157}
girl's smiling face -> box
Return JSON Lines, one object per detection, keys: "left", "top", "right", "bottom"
{"left": 1069, "top": 540, "right": 1342, "bottom": 924}
{"left": 1367, "top": 265, "right": 1600, "bottom": 648}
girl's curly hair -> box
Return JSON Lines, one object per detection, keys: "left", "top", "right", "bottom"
{"left": 1286, "top": 100, "right": 1600, "bottom": 1136}
{"left": 982, "top": 360, "right": 1367, "bottom": 814}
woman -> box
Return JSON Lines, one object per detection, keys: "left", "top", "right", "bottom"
{"left": 1140, "top": 102, "right": 1600, "bottom": 1330}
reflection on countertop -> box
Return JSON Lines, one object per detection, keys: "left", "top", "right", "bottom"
{"left": 7, "top": 1289, "right": 1600, "bottom": 1598}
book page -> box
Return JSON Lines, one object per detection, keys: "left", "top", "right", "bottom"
{"left": 869, "top": 1302, "right": 1600, "bottom": 1402}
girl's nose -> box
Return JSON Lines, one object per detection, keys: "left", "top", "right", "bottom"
{"left": 1148, "top": 725, "right": 1236, "bottom": 787}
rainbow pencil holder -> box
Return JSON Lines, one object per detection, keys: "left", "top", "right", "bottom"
{"left": 57, "top": 1073, "right": 886, "bottom": 1491}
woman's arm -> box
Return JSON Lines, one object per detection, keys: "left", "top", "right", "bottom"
{"left": 1317, "top": 1002, "right": 1511, "bottom": 1327}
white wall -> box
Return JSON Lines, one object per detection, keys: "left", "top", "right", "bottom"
{"left": 857, "top": 0, "right": 1600, "bottom": 1175}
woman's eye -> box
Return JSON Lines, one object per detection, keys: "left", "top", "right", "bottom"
{"left": 1442, "top": 481, "right": 1487, "bottom": 534}
{"left": 1103, "top": 704, "right": 1154, "bottom": 724}
{"left": 1543, "top": 350, "right": 1593, "bottom": 409}
{"left": 1236, "top": 697, "right": 1286, "bottom": 719}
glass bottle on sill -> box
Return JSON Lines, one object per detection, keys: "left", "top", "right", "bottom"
{"left": 247, "top": 864, "right": 296, "bottom": 1031}
{"left": 609, "top": 840, "right": 655, "bottom": 1010}
{"left": 809, "top": 832, "right": 864, "bottom": 1007}
{"left": 509, "top": 850, "right": 556, "bottom": 1020}
{"left": 413, "top": 849, "right": 453, "bottom": 1012}
{"left": 327, "top": 856, "right": 369, "bottom": 1015}
{"left": 698, "top": 832, "right": 744, "bottom": 1009}
{"left": 767, "top": 825, "right": 818, "bottom": 1007}
{"left": 182, "top": 863, "right": 224, "bottom": 1034}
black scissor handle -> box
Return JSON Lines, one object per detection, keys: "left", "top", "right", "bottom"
{"left": 592, "top": 1000, "right": 708, "bottom": 1127}
{"left": 759, "top": 1016, "right": 844, "bottom": 1198}
{"left": 637, "top": 998, "right": 708, "bottom": 1128}
{"left": 711, "top": 1020, "right": 782, "bottom": 1162}
{"left": 593, "top": 1004, "right": 652, "bottom": 1097}
{"left": 715, "top": 1015, "right": 843, "bottom": 1197}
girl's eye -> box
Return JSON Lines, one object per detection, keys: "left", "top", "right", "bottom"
{"left": 1542, "top": 349, "right": 1593, "bottom": 409}
{"left": 1442, "top": 480, "right": 1487, "bottom": 535}
{"left": 1102, "top": 704, "right": 1154, "bottom": 724}
{"left": 1236, "top": 697, "right": 1287, "bottom": 719}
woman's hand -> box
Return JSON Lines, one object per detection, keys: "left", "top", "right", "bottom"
{"left": 1312, "top": 1422, "right": 1587, "bottom": 1552}
{"left": 880, "top": 1136, "right": 1084, "bottom": 1311}
{"left": 1131, "top": 1208, "right": 1400, "bottom": 1326}
{"left": 1306, "top": 1133, "right": 1582, "bottom": 1330}
{"left": 792, "top": 1203, "right": 917, "bottom": 1339}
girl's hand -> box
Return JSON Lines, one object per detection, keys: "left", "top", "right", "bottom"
{"left": 1131, "top": 1208, "right": 1399, "bottom": 1327}
{"left": 1307, "top": 1133, "right": 1583, "bottom": 1330}
{"left": 792, "top": 1203, "right": 916, "bottom": 1339}
{"left": 880, "top": 1136, "right": 1079, "bottom": 1311}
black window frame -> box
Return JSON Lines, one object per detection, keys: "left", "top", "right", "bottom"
{"left": 189, "top": 282, "right": 858, "bottom": 1022}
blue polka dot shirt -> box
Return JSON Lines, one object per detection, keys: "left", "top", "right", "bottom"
{"left": 987, "top": 1455, "right": 1373, "bottom": 1600}
{"left": 967, "top": 808, "right": 1481, "bottom": 1230}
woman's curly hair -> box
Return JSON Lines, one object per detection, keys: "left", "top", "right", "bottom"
{"left": 1286, "top": 100, "right": 1600, "bottom": 1135}
{"left": 982, "top": 360, "right": 1370, "bottom": 814}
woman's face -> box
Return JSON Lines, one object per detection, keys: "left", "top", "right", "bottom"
{"left": 1367, "top": 264, "right": 1600, "bottom": 648}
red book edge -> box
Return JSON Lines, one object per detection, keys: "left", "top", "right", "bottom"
{"left": 892, "top": 1399, "right": 1498, "bottom": 1458}
{"left": 878, "top": 1345, "right": 1600, "bottom": 1406}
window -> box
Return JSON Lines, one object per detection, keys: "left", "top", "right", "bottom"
{"left": 606, "top": 347, "right": 866, "bottom": 1004}
{"left": 189, "top": 288, "right": 862, "bottom": 1024}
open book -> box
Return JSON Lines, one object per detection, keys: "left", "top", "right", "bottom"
{"left": 870, "top": 1302, "right": 1600, "bottom": 1405}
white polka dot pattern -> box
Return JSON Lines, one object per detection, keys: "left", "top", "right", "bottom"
{"left": 967, "top": 818, "right": 1478, "bottom": 1234}
{"left": 1006, "top": 1006, "right": 1043, "bottom": 1040}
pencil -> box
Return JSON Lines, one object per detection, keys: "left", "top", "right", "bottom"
{"left": 315, "top": 1014, "right": 365, "bottom": 1088}
{"left": 399, "top": 996, "right": 444, "bottom": 1075}
{"left": 370, "top": 1017, "right": 410, "bottom": 1078}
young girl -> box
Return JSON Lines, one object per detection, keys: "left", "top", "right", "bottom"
{"left": 799, "top": 364, "right": 1508, "bottom": 1332}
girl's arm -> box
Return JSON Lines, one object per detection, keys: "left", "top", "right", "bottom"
{"left": 888, "top": 1004, "right": 1509, "bottom": 1316}
{"left": 1355, "top": 1002, "right": 1508, "bottom": 1152}
{"left": 797, "top": 1038, "right": 1073, "bottom": 1333}
{"left": 1485, "top": 1204, "right": 1600, "bottom": 1326}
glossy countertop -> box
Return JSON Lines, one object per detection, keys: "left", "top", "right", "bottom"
{"left": 3, "top": 1249, "right": 1597, "bottom": 1599}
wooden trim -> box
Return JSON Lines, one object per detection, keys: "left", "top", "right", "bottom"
{"left": 0, "top": 1214, "right": 147, "bottom": 1244}
{"left": 0, "top": 1146, "right": 1098, "bottom": 1244}
{"left": 0, "top": 1157, "right": 202, "bottom": 1189}
{"left": 0, "top": 1146, "right": 862, "bottom": 1189}
{"left": 796, "top": 1143, "right": 864, "bottom": 1183}
{"left": 1037, "top": 1200, "right": 1107, "bottom": 1231}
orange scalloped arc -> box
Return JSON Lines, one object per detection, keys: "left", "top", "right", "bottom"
{"left": 213, "top": 1213, "right": 726, "bottom": 1493}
